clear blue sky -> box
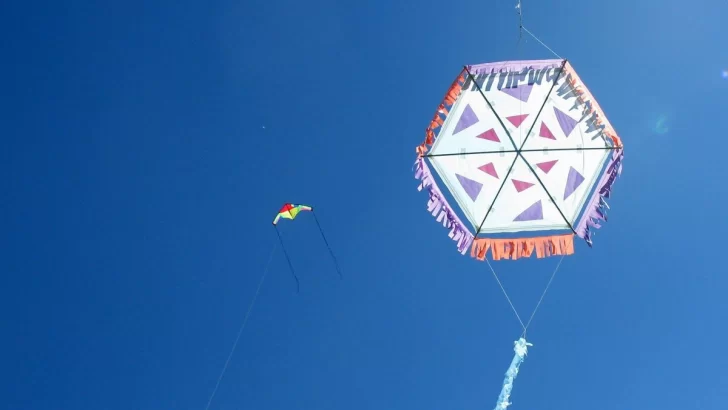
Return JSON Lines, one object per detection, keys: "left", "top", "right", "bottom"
{"left": 2, "top": 0, "right": 727, "bottom": 409}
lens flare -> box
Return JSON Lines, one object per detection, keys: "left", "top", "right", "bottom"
{"left": 654, "top": 115, "right": 669, "bottom": 135}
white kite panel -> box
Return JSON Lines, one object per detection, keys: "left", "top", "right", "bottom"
{"left": 521, "top": 149, "right": 610, "bottom": 224}
{"left": 467, "top": 67, "right": 562, "bottom": 148}
{"left": 520, "top": 89, "right": 611, "bottom": 153}
{"left": 424, "top": 62, "right": 617, "bottom": 237}
{"left": 429, "top": 87, "right": 513, "bottom": 156}
{"left": 476, "top": 155, "right": 570, "bottom": 234}
{"left": 428, "top": 152, "right": 518, "bottom": 231}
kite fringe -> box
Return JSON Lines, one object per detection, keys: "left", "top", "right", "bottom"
{"left": 412, "top": 68, "right": 473, "bottom": 255}
{"left": 575, "top": 148, "right": 624, "bottom": 246}
{"left": 466, "top": 59, "right": 563, "bottom": 76}
{"left": 412, "top": 60, "right": 626, "bottom": 252}
{"left": 471, "top": 234, "right": 574, "bottom": 261}
{"left": 562, "top": 62, "right": 622, "bottom": 148}
{"left": 551, "top": 61, "right": 624, "bottom": 247}
{"left": 414, "top": 157, "right": 474, "bottom": 254}
{"left": 415, "top": 69, "right": 467, "bottom": 157}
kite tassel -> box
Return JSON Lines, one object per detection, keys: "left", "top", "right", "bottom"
{"left": 493, "top": 338, "right": 532, "bottom": 410}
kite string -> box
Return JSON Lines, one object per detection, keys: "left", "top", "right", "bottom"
{"left": 274, "top": 226, "right": 300, "bottom": 293}
{"left": 521, "top": 255, "right": 564, "bottom": 337}
{"left": 516, "top": 0, "right": 563, "bottom": 60}
{"left": 312, "top": 211, "right": 343, "bottom": 279}
{"left": 485, "top": 254, "right": 567, "bottom": 337}
{"left": 203, "top": 242, "right": 278, "bottom": 410}
{"left": 521, "top": 26, "right": 562, "bottom": 60}
{"left": 485, "top": 258, "right": 526, "bottom": 333}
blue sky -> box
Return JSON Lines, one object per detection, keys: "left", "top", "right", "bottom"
{"left": 2, "top": 0, "right": 728, "bottom": 409}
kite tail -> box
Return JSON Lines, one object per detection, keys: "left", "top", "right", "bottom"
{"left": 274, "top": 226, "right": 300, "bottom": 293}
{"left": 493, "top": 338, "right": 532, "bottom": 410}
{"left": 312, "top": 211, "right": 343, "bottom": 279}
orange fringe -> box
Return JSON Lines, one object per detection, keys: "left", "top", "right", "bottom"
{"left": 470, "top": 234, "right": 575, "bottom": 261}
{"left": 416, "top": 69, "right": 467, "bottom": 158}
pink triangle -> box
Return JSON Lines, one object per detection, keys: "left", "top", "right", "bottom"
{"left": 539, "top": 122, "right": 556, "bottom": 140}
{"left": 536, "top": 160, "right": 558, "bottom": 174}
{"left": 476, "top": 128, "right": 500, "bottom": 142}
{"left": 511, "top": 179, "right": 534, "bottom": 192}
{"left": 478, "top": 162, "right": 499, "bottom": 179}
{"left": 506, "top": 114, "right": 529, "bottom": 128}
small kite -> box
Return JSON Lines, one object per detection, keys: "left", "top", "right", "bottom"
{"left": 273, "top": 203, "right": 312, "bottom": 225}
{"left": 272, "top": 203, "right": 342, "bottom": 292}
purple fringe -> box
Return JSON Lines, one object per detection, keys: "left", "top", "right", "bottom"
{"left": 574, "top": 149, "right": 624, "bottom": 247}
{"left": 414, "top": 157, "right": 474, "bottom": 255}
{"left": 467, "top": 59, "right": 563, "bottom": 75}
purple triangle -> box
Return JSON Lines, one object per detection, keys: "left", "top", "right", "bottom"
{"left": 501, "top": 84, "right": 534, "bottom": 103}
{"left": 453, "top": 104, "right": 479, "bottom": 134}
{"left": 456, "top": 174, "right": 483, "bottom": 201}
{"left": 514, "top": 200, "right": 543, "bottom": 221}
{"left": 563, "top": 167, "right": 585, "bottom": 200}
{"left": 553, "top": 107, "right": 578, "bottom": 137}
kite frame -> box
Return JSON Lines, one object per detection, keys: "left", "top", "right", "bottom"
{"left": 414, "top": 59, "right": 624, "bottom": 260}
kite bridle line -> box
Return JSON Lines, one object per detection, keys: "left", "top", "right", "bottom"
{"left": 516, "top": 0, "right": 523, "bottom": 46}
{"left": 515, "top": 0, "right": 563, "bottom": 60}
{"left": 484, "top": 254, "right": 566, "bottom": 339}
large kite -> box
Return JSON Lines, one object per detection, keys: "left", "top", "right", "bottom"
{"left": 413, "top": 58, "right": 624, "bottom": 409}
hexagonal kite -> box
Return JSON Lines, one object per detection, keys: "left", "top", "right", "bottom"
{"left": 414, "top": 59, "right": 624, "bottom": 261}
{"left": 413, "top": 57, "right": 625, "bottom": 410}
